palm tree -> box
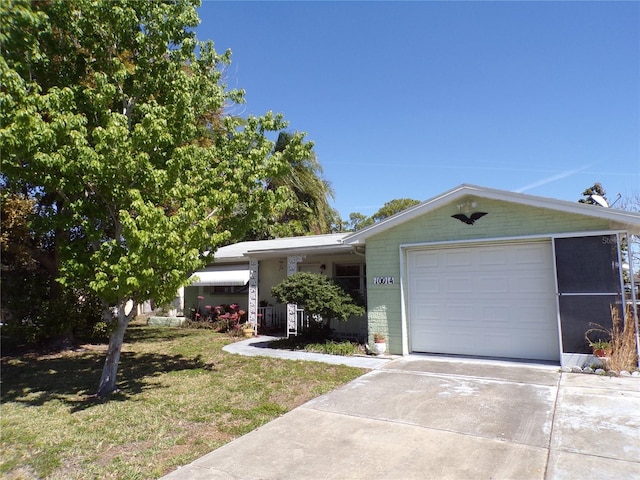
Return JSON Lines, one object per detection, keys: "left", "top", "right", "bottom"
{"left": 250, "top": 131, "right": 339, "bottom": 239}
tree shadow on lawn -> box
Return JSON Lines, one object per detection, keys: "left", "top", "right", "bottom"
{"left": 124, "top": 325, "right": 196, "bottom": 343}
{"left": 1, "top": 348, "right": 214, "bottom": 412}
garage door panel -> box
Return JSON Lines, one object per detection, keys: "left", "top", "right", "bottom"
{"left": 411, "top": 301, "right": 437, "bottom": 314}
{"left": 514, "top": 245, "right": 548, "bottom": 265}
{"left": 412, "top": 251, "right": 440, "bottom": 269}
{"left": 478, "top": 277, "right": 509, "bottom": 294}
{"left": 516, "top": 274, "right": 552, "bottom": 293}
{"left": 445, "top": 277, "right": 475, "bottom": 293}
{"left": 408, "top": 242, "right": 559, "bottom": 361}
{"left": 446, "top": 333, "right": 476, "bottom": 350}
{"left": 484, "top": 332, "right": 512, "bottom": 347}
{"left": 479, "top": 249, "right": 508, "bottom": 266}
{"left": 480, "top": 305, "right": 511, "bottom": 324}
{"left": 444, "top": 250, "right": 473, "bottom": 267}
{"left": 520, "top": 305, "right": 557, "bottom": 325}
{"left": 413, "top": 278, "right": 441, "bottom": 294}
{"left": 450, "top": 305, "right": 475, "bottom": 322}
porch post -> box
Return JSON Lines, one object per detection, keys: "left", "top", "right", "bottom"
{"left": 286, "top": 255, "right": 304, "bottom": 337}
{"left": 248, "top": 258, "right": 259, "bottom": 332}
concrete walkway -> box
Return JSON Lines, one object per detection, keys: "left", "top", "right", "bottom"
{"left": 222, "top": 335, "right": 393, "bottom": 369}
{"left": 161, "top": 344, "right": 640, "bottom": 480}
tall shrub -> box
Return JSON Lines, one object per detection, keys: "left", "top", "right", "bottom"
{"left": 271, "top": 272, "right": 365, "bottom": 333}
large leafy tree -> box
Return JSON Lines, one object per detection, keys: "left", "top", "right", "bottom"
{"left": 1, "top": 193, "right": 104, "bottom": 345}
{"left": 344, "top": 212, "right": 374, "bottom": 231}
{"left": 371, "top": 198, "right": 421, "bottom": 222}
{"left": 1, "top": 0, "right": 311, "bottom": 397}
{"left": 343, "top": 198, "right": 421, "bottom": 231}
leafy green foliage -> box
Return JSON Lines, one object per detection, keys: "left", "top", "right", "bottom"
{"left": 0, "top": 194, "right": 37, "bottom": 270}
{"left": 271, "top": 272, "right": 365, "bottom": 322}
{"left": 0, "top": 193, "right": 104, "bottom": 345}
{"left": 241, "top": 131, "right": 340, "bottom": 239}
{"left": 1, "top": 0, "right": 314, "bottom": 395}
{"left": 372, "top": 198, "right": 421, "bottom": 222}
{"left": 345, "top": 212, "right": 375, "bottom": 231}
{"left": 1, "top": 268, "right": 105, "bottom": 346}
{"left": 1, "top": 0, "right": 308, "bottom": 306}
{"left": 269, "top": 336, "right": 363, "bottom": 356}
{"left": 269, "top": 131, "right": 339, "bottom": 235}
{"left": 343, "top": 198, "right": 421, "bottom": 231}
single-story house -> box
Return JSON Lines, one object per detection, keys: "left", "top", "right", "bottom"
{"left": 185, "top": 184, "right": 640, "bottom": 367}
{"left": 185, "top": 233, "right": 367, "bottom": 339}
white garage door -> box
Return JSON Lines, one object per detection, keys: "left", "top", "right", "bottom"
{"left": 407, "top": 242, "right": 560, "bottom": 361}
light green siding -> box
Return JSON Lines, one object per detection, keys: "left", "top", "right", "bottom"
{"left": 365, "top": 198, "right": 613, "bottom": 354}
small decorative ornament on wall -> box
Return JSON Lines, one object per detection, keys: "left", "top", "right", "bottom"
{"left": 451, "top": 200, "right": 488, "bottom": 225}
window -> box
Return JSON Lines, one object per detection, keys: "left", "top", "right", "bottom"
{"left": 207, "top": 284, "right": 249, "bottom": 295}
{"left": 333, "top": 263, "right": 366, "bottom": 306}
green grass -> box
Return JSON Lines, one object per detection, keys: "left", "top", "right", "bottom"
{"left": 1, "top": 323, "right": 366, "bottom": 479}
{"left": 268, "top": 336, "right": 365, "bottom": 356}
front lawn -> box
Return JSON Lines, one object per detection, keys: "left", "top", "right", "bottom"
{"left": 1, "top": 322, "right": 366, "bottom": 479}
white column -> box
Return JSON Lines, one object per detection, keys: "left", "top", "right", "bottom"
{"left": 286, "top": 256, "right": 304, "bottom": 336}
{"left": 248, "top": 258, "right": 259, "bottom": 331}
{"left": 287, "top": 255, "right": 303, "bottom": 276}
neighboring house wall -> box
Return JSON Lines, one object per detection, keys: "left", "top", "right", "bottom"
{"left": 365, "top": 198, "right": 612, "bottom": 354}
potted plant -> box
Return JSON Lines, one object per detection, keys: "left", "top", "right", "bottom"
{"left": 585, "top": 325, "right": 613, "bottom": 358}
{"left": 242, "top": 322, "right": 255, "bottom": 338}
{"left": 372, "top": 333, "right": 386, "bottom": 355}
{"left": 589, "top": 339, "right": 613, "bottom": 358}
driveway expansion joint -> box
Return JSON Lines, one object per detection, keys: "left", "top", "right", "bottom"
{"left": 542, "top": 370, "right": 562, "bottom": 479}
{"left": 381, "top": 366, "right": 560, "bottom": 387}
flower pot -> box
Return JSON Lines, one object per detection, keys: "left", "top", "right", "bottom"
{"left": 373, "top": 342, "right": 386, "bottom": 355}
{"left": 242, "top": 327, "right": 254, "bottom": 338}
{"left": 593, "top": 348, "right": 612, "bottom": 358}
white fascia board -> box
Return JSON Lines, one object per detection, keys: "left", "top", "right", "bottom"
{"left": 213, "top": 233, "right": 352, "bottom": 261}
{"left": 244, "top": 245, "right": 354, "bottom": 259}
{"left": 189, "top": 266, "right": 251, "bottom": 286}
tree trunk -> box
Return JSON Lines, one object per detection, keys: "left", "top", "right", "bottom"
{"left": 96, "top": 305, "right": 132, "bottom": 398}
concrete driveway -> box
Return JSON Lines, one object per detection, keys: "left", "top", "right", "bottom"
{"left": 161, "top": 355, "right": 640, "bottom": 480}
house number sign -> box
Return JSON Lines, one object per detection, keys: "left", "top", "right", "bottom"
{"left": 373, "top": 276, "right": 394, "bottom": 285}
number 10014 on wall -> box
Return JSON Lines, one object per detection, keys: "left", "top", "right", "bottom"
{"left": 373, "top": 277, "right": 394, "bottom": 285}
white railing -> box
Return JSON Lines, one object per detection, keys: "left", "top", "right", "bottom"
{"left": 258, "top": 305, "right": 287, "bottom": 332}
{"left": 258, "top": 304, "right": 366, "bottom": 341}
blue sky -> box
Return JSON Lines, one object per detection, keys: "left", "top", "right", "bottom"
{"left": 196, "top": 1, "right": 639, "bottom": 219}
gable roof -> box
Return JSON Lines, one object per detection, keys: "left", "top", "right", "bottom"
{"left": 344, "top": 184, "right": 640, "bottom": 244}
{"left": 209, "top": 185, "right": 640, "bottom": 260}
